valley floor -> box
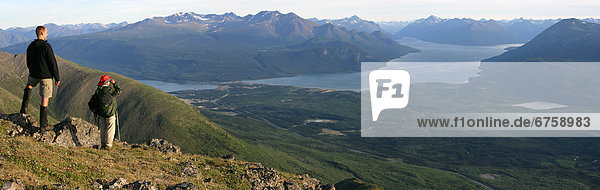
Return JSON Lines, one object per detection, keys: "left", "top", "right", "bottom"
{"left": 172, "top": 82, "right": 600, "bottom": 189}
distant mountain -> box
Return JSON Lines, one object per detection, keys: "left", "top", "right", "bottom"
{"left": 394, "top": 15, "right": 522, "bottom": 46}
{"left": 377, "top": 21, "right": 411, "bottom": 34}
{"left": 0, "top": 29, "right": 27, "bottom": 47}
{"left": 498, "top": 18, "right": 558, "bottom": 42}
{"left": 2, "top": 11, "right": 418, "bottom": 82}
{"left": 0, "top": 22, "right": 127, "bottom": 48}
{"left": 309, "top": 15, "right": 383, "bottom": 33}
{"left": 582, "top": 18, "right": 600, "bottom": 24}
{"left": 484, "top": 18, "right": 600, "bottom": 61}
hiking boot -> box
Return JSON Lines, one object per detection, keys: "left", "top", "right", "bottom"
{"left": 39, "top": 105, "right": 52, "bottom": 131}
{"left": 20, "top": 88, "right": 31, "bottom": 114}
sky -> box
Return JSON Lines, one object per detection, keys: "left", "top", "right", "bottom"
{"left": 1, "top": 0, "right": 599, "bottom": 29}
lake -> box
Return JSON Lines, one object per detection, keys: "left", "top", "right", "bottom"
{"left": 245, "top": 38, "right": 520, "bottom": 90}
{"left": 137, "top": 80, "right": 217, "bottom": 92}
{"left": 392, "top": 37, "right": 521, "bottom": 62}
{"left": 141, "top": 38, "right": 521, "bottom": 92}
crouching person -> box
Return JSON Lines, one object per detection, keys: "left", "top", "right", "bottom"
{"left": 91, "top": 75, "right": 121, "bottom": 149}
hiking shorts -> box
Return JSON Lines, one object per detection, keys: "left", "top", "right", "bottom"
{"left": 27, "top": 76, "right": 53, "bottom": 98}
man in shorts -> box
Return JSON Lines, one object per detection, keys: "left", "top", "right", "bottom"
{"left": 19, "top": 26, "right": 60, "bottom": 131}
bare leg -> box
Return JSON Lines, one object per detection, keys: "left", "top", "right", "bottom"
{"left": 42, "top": 97, "right": 49, "bottom": 107}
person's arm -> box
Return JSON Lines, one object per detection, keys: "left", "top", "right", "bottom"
{"left": 46, "top": 43, "right": 60, "bottom": 84}
{"left": 109, "top": 79, "right": 121, "bottom": 96}
{"left": 26, "top": 45, "right": 32, "bottom": 70}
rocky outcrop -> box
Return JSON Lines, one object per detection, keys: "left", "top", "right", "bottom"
{"left": 143, "top": 138, "right": 181, "bottom": 154}
{"left": 125, "top": 180, "right": 159, "bottom": 190}
{"left": 0, "top": 114, "right": 187, "bottom": 153}
{"left": 166, "top": 182, "right": 196, "bottom": 190}
{"left": 0, "top": 113, "right": 100, "bottom": 147}
{"left": 94, "top": 179, "right": 196, "bottom": 190}
{"left": 221, "top": 154, "right": 235, "bottom": 160}
{"left": 92, "top": 178, "right": 161, "bottom": 190}
{"left": 0, "top": 113, "right": 40, "bottom": 137}
{"left": 0, "top": 113, "right": 334, "bottom": 189}
{"left": 181, "top": 161, "right": 201, "bottom": 177}
{"left": 109, "top": 177, "right": 128, "bottom": 190}
{"left": 1, "top": 179, "right": 24, "bottom": 190}
{"left": 242, "top": 163, "right": 335, "bottom": 190}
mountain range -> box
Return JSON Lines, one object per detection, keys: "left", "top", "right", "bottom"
{"left": 4, "top": 15, "right": 599, "bottom": 50}
{"left": 484, "top": 18, "right": 600, "bottom": 61}
{"left": 497, "top": 18, "right": 559, "bottom": 42}
{"left": 0, "top": 22, "right": 127, "bottom": 48}
{"left": 1, "top": 11, "right": 418, "bottom": 82}
{"left": 309, "top": 15, "right": 383, "bottom": 33}
{"left": 0, "top": 29, "right": 28, "bottom": 47}
{"left": 376, "top": 21, "right": 411, "bottom": 34}
{"left": 392, "top": 16, "right": 600, "bottom": 46}
{"left": 394, "top": 15, "right": 525, "bottom": 45}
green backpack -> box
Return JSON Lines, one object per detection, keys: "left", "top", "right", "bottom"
{"left": 88, "top": 89, "right": 101, "bottom": 117}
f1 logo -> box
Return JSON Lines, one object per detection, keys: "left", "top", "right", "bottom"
{"left": 369, "top": 70, "right": 411, "bottom": 121}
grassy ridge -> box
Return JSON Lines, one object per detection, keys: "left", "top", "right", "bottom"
{"left": 0, "top": 119, "right": 314, "bottom": 189}
{"left": 0, "top": 52, "right": 253, "bottom": 159}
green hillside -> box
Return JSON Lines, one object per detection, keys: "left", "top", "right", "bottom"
{"left": 0, "top": 118, "right": 332, "bottom": 189}
{"left": 484, "top": 18, "right": 600, "bottom": 61}
{"left": 334, "top": 178, "right": 383, "bottom": 190}
{"left": 0, "top": 52, "right": 493, "bottom": 189}
{"left": 0, "top": 52, "right": 252, "bottom": 158}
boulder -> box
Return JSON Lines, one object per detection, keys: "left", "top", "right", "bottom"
{"left": 49, "top": 117, "right": 101, "bottom": 147}
{"left": 166, "top": 182, "right": 196, "bottom": 190}
{"left": 0, "top": 113, "right": 38, "bottom": 136}
{"left": 221, "top": 154, "right": 235, "bottom": 160}
{"left": 181, "top": 161, "right": 199, "bottom": 177}
{"left": 144, "top": 138, "right": 181, "bottom": 154}
{"left": 1, "top": 179, "right": 25, "bottom": 190}
{"left": 123, "top": 180, "right": 157, "bottom": 190}
{"left": 0, "top": 113, "right": 100, "bottom": 147}
{"left": 91, "top": 181, "right": 103, "bottom": 189}
{"left": 240, "top": 165, "right": 335, "bottom": 190}
{"left": 108, "top": 178, "right": 127, "bottom": 190}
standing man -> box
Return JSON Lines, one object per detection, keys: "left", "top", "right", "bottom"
{"left": 95, "top": 75, "right": 121, "bottom": 149}
{"left": 19, "top": 26, "right": 60, "bottom": 131}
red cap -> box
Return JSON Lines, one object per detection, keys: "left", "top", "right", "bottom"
{"left": 97, "top": 75, "right": 112, "bottom": 86}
